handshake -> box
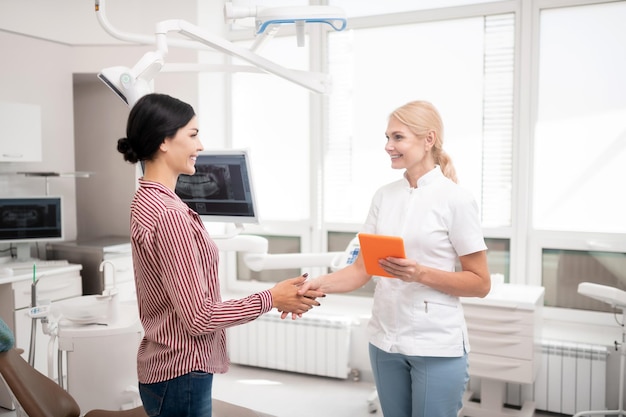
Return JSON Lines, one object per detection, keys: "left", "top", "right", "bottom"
{"left": 268, "top": 273, "right": 324, "bottom": 320}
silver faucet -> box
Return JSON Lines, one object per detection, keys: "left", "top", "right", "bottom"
{"left": 99, "top": 260, "right": 117, "bottom": 290}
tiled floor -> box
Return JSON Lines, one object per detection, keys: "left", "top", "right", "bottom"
{"left": 0, "top": 364, "right": 570, "bottom": 417}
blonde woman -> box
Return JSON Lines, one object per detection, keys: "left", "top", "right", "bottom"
{"left": 299, "top": 101, "right": 490, "bottom": 417}
{"left": 118, "top": 93, "right": 323, "bottom": 417}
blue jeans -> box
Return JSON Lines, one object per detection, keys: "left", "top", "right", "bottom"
{"left": 139, "top": 371, "right": 213, "bottom": 417}
{"left": 369, "top": 343, "right": 469, "bottom": 417}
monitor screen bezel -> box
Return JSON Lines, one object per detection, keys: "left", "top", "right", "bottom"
{"left": 174, "top": 149, "right": 260, "bottom": 225}
{"left": 0, "top": 196, "right": 64, "bottom": 248}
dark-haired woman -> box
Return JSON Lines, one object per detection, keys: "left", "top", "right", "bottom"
{"left": 118, "top": 93, "right": 322, "bottom": 417}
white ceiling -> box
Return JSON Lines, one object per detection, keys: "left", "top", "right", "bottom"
{"left": 0, "top": 0, "right": 198, "bottom": 46}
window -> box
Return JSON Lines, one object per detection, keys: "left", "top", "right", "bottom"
{"left": 325, "top": 14, "right": 514, "bottom": 227}
{"left": 542, "top": 249, "right": 626, "bottom": 313}
{"left": 534, "top": 2, "right": 626, "bottom": 234}
{"left": 230, "top": 36, "right": 311, "bottom": 223}
{"left": 533, "top": 1, "right": 626, "bottom": 310}
{"left": 485, "top": 238, "right": 510, "bottom": 282}
{"left": 218, "top": 1, "right": 626, "bottom": 316}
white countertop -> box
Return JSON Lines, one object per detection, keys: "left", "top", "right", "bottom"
{"left": 0, "top": 264, "right": 82, "bottom": 286}
{"left": 461, "top": 283, "right": 545, "bottom": 310}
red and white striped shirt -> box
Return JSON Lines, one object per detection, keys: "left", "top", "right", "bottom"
{"left": 130, "top": 179, "right": 273, "bottom": 384}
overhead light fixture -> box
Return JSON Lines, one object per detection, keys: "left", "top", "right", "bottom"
{"left": 97, "top": 51, "right": 163, "bottom": 107}
{"left": 224, "top": 2, "right": 347, "bottom": 47}
{"left": 95, "top": 0, "right": 347, "bottom": 106}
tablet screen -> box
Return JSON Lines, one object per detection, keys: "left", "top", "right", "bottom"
{"left": 357, "top": 233, "right": 406, "bottom": 278}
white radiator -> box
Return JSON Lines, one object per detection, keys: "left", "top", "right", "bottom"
{"left": 227, "top": 311, "right": 354, "bottom": 379}
{"left": 472, "top": 340, "right": 609, "bottom": 415}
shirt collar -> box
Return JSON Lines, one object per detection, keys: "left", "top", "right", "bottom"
{"left": 403, "top": 165, "right": 444, "bottom": 189}
{"left": 138, "top": 178, "right": 178, "bottom": 199}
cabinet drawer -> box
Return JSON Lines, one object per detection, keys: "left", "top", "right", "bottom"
{"left": 13, "top": 272, "right": 82, "bottom": 309}
{"left": 463, "top": 304, "right": 535, "bottom": 328}
{"left": 466, "top": 318, "right": 533, "bottom": 339}
{"left": 468, "top": 351, "right": 535, "bottom": 384}
{"left": 468, "top": 331, "right": 534, "bottom": 360}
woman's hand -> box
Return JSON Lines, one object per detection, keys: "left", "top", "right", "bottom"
{"left": 379, "top": 251, "right": 491, "bottom": 298}
{"left": 269, "top": 275, "right": 325, "bottom": 319}
{"left": 378, "top": 257, "right": 420, "bottom": 282}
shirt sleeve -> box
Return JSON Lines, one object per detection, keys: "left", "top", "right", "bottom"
{"left": 153, "top": 209, "right": 274, "bottom": 336}
{"left": 447, "top": 189, "right": 488, "bottom": 256}
{"left": 362, "top": 187, "right": 383, "bottom": 234}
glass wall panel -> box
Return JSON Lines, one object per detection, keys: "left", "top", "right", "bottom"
{"left": 534, "top": 2, "right": 626, "bottom": 233}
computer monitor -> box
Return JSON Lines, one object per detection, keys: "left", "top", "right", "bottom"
{"left": 175, "top": 149, "right": 259, "bottom": 225}
{"left": 0, "top": 196, "right": 63, "bottom": 261}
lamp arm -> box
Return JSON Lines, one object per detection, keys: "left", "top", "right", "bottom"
{"left": 243, "top": 252, "right": 342, "bottom": 272}
{"left": 94, "top": 0, "right": 211, "bottom": 50}
{"left": 162, "top": 63, "right": 264, "bottom": 74}
{"left": 155, "top": 19, "right": 332, "bottom": 94}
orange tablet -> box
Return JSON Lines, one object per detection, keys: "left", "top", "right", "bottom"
{"left": 357, "top": 233, "right": 406, "bottom": 278}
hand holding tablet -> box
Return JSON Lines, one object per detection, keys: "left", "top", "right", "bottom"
{"left": 357, "top": 233, "right": 406, "bottom": 278}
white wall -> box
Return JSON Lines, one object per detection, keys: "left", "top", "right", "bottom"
{"left": 71, "top": 45, "right": 199, "bottom": 241}
{"left": 0, "top": 31, "right": 79, "bottom": 256}
{"left": 0, "top": 1, "right": 203, "bottom": 248}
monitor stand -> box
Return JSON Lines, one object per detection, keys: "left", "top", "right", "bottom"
{"left": 14, "top": 242, "right": 35, "bottom": 262}
{"left": 203, "top": 222, "right": 244, "bottom": 239}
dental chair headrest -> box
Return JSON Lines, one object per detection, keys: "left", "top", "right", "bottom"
{"left": 0, "top": 318, "right": 14, "bottom": 352}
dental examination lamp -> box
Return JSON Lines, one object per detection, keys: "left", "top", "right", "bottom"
{"left": 224, "top": 2, "right": 347, "bottom": 47}
{"left": 95, "top": 0, "right": 347, "bottom": 107}
{"left": 98, "top": 50, "right": 163, "bottom": 107}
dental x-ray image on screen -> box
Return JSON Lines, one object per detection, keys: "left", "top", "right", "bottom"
{"left": 174, "top": 149, "right": 259, "bottom": 224}
{"left": 176, "top": 164, "right": 231, "bottom": 200}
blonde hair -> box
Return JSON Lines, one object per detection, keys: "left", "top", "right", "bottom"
{"left": 390, "top": 100, "right": 458, "bottom": 183}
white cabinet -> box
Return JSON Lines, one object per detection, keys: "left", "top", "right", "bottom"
{"left": 47, "top": 236, "right": 134, "bottom": 299}
{"left": 0, "top": 264, "right": 82, "bottom": 409}
{"left": 0, "top": 265, "right": 83, "bottom": 364}
{"left": 460, "top": 284, "right": 544, "bottom": 417}
{"left": 0, "top": 101, "right": 42, "bottom": 162}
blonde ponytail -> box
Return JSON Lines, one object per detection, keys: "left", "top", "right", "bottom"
{"left": 436, "top": 149, "right": 457, "bottom": 184}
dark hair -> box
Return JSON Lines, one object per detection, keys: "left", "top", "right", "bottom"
{"left": 117, "top": 93, "right": 196, "bottom": 164}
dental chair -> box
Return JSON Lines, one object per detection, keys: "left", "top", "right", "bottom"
{"left": 0, "top": 347, "right": 148, "bottom": 417}
{"left": 0, "top": 318, "right": 273, "bottom": 417}
{"left": 0, "top": 314, "right": 147, "bottom": 417}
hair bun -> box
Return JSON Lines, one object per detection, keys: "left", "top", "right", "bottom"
{"left": 117, "top": 137, "right": 139, "bottom": 163}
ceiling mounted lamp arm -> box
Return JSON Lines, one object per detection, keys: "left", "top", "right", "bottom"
{"left": 161, "top": 63, "right": 263, "bottom": 74}
{"left": 250, "top": 25, "right": 281, "bottom": 53}
{"left": 155, "top": 19, "right": 332, "bottom": 94}
{"left": 94, "top": 0, "right": 210, "bottom": 50}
